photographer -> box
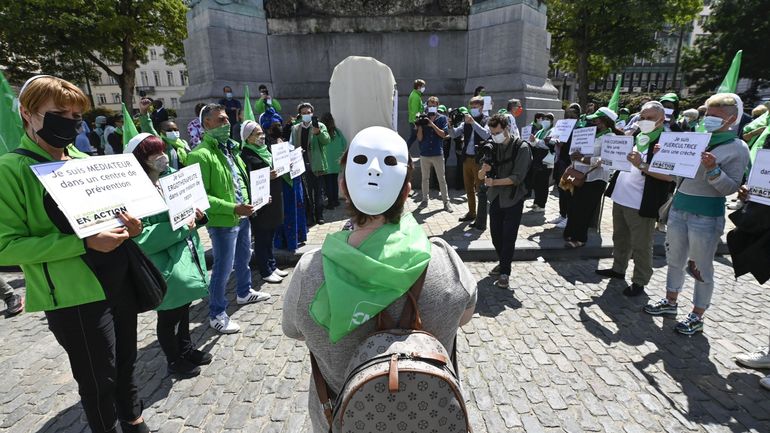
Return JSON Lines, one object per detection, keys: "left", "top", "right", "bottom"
{"left": 255, "top": 84, "right": 282, "bottom": 115}
{"left": 478, "top": 114, "right": 532, "bottom": 289}
{"left": 415, "top": 96, "right": 451, "bottom": 212}
{"left": 449, "top": 97, "right": 490, "bottom": 223}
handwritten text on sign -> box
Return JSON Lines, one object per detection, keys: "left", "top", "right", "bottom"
{"left": 158, "top": 163, "right": 211, "bottom": 230}
{"left": 553, "top": 119, "right": 578, "bottom": 143}
{"left": 290, "top": 148, "right": 306, "bottom": 179}
{"left": 31, "top": 154, "right": 168, "bottom": 238}
{"left": 272, "top": 142, "right": 292, "bottom": 176}
{"left": 571, "top": 126, "right": 597, "bottom": 155}
{"left": 648, "top": 132, "right": 711, "bottom": 178}
{"left": 250, "top": 167, "right": 271, "bottom": 210}
{"left": 600, "top": 135, "right": 634, "bottom": 172}
{"left": 747, "top": 149, "right": 770, "bottom": 206}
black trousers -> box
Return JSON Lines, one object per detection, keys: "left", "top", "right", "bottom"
{"left": 557, "top": 185, "right": 572, "bottom": 218}
{"left": 252, "top": 227, "right": 277, "bottom": 278}
{"left": 532, "top": 166, "right": 552, "bottom": 208}
{"left": 156, "top": 303, "right": 192, "bottom": 364}
{"left": 489, "top": 198, "right": 525, "bottom": 276}
{"left": 323, "top": 173, "right": 340, "bottom": 205}
{"left": 304, "top": 169, "right": 324, "bottom": 223}
{"left": 46, "top": 300, "right": 141, "bottom": 433}
{"left": 475, "top": 184, "right": 488, "bottom": 230}
{"left": 564, "top": 180, "right": 607, "bottom": 243}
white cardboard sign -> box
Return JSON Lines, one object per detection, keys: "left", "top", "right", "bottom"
{"left": 290, "top": 147, "right": 306, "bottom": 179}
{"left": 571, "top": 126, "right": 597, "bottom": 155}
{"left": 553, "top": 119, "right": 578, "bottom": 143}
{"left": 600, "top": 135, "right": 635, "bottom": 172}
{"left": 747, "top": 149, "right": 770, "bottom": 206}
{"left": 249, "top": 167, "right": 271, "bottom": 210}
{"left": 158, "top": 163, "right": 211, "bottom": 230}
{"left": 649, "top": 132, "right": 711, "bottom": 178}
{"left": 271, "top": 142, "right": 292, "bottom": 176}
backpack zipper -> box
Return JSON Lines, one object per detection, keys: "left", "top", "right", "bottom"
{"left": 42, "top": 263, "right": 58, "bottom": 306}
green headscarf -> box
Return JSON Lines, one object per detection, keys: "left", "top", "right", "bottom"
{"left": 310, "top": 213, "right": 432, "bottom": 343}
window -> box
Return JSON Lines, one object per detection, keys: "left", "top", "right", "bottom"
{"left": 108, "top": 75, "right": 117, "bottom": 85}
{"left": 112, "top": 93, "right": 121, "bottom": 104}
{"left": 140, "top": 71, "right": 149, "bottom": 86}
{"left": 171, "top": 97, "right": 179, "bottom": 108}
{"left": 153, "top": 71, "right": 161, "bottom": 86}
{"left": 149, "top": 48, "right": 157, "bottom": 60}
{"left": 167, "top": 71, "right": 175, "bottom": 86}
{"left": 97, "top": 94, "right": 107, "bottom": 104}
{"left": 180, "top": 70, "right": 188, "bottom": 86}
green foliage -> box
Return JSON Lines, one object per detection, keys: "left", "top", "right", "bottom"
{"left": 682, "top": 0, "right": 770, "bottom": 93}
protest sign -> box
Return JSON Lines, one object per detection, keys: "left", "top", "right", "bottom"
{"left": 600, "top": 135, "right": 634, "bottom": 172}
{"left": 571, "top": 126, "right": 597, "bottom": 155}
{"left": 649, "top": 132, "right": 711, "bottom": 178}
{"left": 30, "top": 154, "right": 168, "bottom": 238}
{"left": 272, "top": 142, "right": 292, "bottom": 176}
{"left": 747, "top": 149, "right": 770, "bottom": 206}
{"left": 483, "top": 96, "right": 492, "bottom": 112}
{"left": 521, "top": 125, "right": 533, "bottom": 142}
{"left": 250, "top": 167, "right": 271, "bottom": 210}
{"left": 553, "top": 119, "right": 578, "bottom": 143}
{"left": 290, "top": 147, "right": 306, "bottom": 179}
{"left": 158, "top": 163, "right": 210, "bottom": 230}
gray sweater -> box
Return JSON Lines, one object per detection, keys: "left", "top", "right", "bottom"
{"left": 282, "top": 237, "right": 477, "bottom": 433}
{"left": 678, "top": 137, "right": 749, "bottom": 198}
{"left": 487, "top": 138, "right": 532, "bottom": 207}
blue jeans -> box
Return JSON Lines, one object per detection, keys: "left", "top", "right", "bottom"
{"left": 207, "top": 218, "right": 253, "bottom": 318}
{"left": 665, "top": 208, "right": 725, "bottom": 310}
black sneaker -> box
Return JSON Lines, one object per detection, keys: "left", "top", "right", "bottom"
{"left": 458, "top": 214, "right": 476, "bottom": 222}
{"left": 643, "top": 298, "right": 678, "bottom": 316}
{"left": 183, "top": 349, "right": 213, "bottom": 366}
{"left": 4, "top": 294, "right": 23, "bottom": 317}
{"left": 168, "top": 358, "right": 201, "bottom": 378}
{"left": 675, "top": 312, "right": 704, "bottom": 335}
{"left": 623, "top": 283, "right": 645, "bottom": 297}
{"left": 595, "top": 269, "right": 625, "bottom": 279}
{"left": 119, "top": 420, "right": 150, "bottom": 433}
{"left": 488, "top": 265, "right": 501, "bottom": 276}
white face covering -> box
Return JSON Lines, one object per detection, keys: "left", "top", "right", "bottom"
{"left": 492, "top": 131, "right": 506, "bottom": 144}
{"left": 345, "top": 126, "right": 409, "bottom": 216}
{"left": 636, "top": 120, "right": 657, "bottom": 134}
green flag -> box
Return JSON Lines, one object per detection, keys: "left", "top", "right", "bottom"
{"left": 243, "top": 85, "right": 256, "bottom": 122}
{"left": 717, "top": 50, "right": 742, "bottom": 93}
{"left": 0, "top": 70, "right": 23, "bottom": 156}
{"left": 121, "top": 103, "right": 139, "bottom": 146}
{"left": 608, "top": 74, "right": 622, "bottom": 112}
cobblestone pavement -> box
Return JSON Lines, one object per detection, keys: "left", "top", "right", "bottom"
{"left": 1, "top": 254, "right": 768, "bottom": 433}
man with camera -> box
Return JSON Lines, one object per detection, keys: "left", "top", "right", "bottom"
{"left": 478, "top": 114, "right": 532, "bottom": 289}
{"left": 416, "top": 96, "right": 452, "bottom": 212}
{"left": 290, "top": 102, "right": 331, "bottom": 225}
{"left": 449, "top": 96, "right": 491, "bottom": 223}
{"left": 255, "top": 84, "right": 282, "bottom": 115}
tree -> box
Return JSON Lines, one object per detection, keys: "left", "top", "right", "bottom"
{"left": 681, "top": 0, "right": 770, "bottom": 99}
{"left": 547, "top": 0, "right": 701, "bottom": 107}
{"left": 0, "top": 0, "right": 187, "bottom": 110}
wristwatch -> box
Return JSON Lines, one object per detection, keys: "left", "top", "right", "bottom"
{"left": 638, "top": 162, "right": 649, "bottom": 171}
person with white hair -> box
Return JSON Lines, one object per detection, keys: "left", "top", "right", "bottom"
{"left": 644, "top": 93, "right": 750, "bottom": 335}
{"left": 678, "top": 108, "right": 700, "bottom": 132}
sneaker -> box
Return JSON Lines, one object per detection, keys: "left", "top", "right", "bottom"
{"left": 458, "top": 213, "right": 476, "bottom": 222}
{"left": 656, "top": 222, "right": 667, "bottom": 233}
{"left": 735, "top": 347, "right": 770, "bottom": 369}
{"left": 183, "top": 349, "right": 213, "bottom": 366}
{"left": 443, "top": 202, "right": 453, "bottom": 212}
{"left": 622, "top": 283, "right": 645, "bottom": 297}
{"left": 168, "top": 358, "right": 201, "bottom": 378}
{"left": 726, "top": 200, "right": 744, "bottom": 210}
{"left": 4, "top": 293, "right": 23, "bottom": 317}
{"left": 119, "top": 420, "right": 150, "bottom": 433}
{"left": 488, "top": 265, "right": 501, "bottom": 276}
{"left": 595, "top": 269, "right": 625, "bottom": 279}
{"left": 210, "top": 312, "right": 240, "bottom": 334}
{"left": 317, "top": 219, "right": 325, "bottom": 225}
{"left": 547, "top": 215, "right": 566, "bottom": 225}
{"left": 494, "top": 274, "right": 510, "bottom": 289}
{"left": 262, "top": 273, "right": 284, "bottom": 284}
{"left": 237, "top": 289, "right": 273, "bottom": 303}
{"left": 761, "top": 375, "right": 770, "bottom": 391}
{"left": 675, "top": 312, "right": 704, "bottom": 335}
{"left": 273, "top": 268, "right": 289, "bottom": 278}
{"left": 526, "top": 202, "right": 537, "bottom": 208}
{"left": 643, "top": 298, "right": 678, "bottom": 316}
{"left": 555, "top": 218, "right": 568, "bottom": 229}
{"left": 530, "top": 205, "right": 545, "bottom": 213}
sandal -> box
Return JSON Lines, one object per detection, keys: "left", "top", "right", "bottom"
{"left": 565, "top": 240, "right": 585, "bottom": 248}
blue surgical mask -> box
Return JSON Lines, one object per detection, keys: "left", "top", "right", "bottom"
{"left": 225, "top": 92, "right": 233, "bottom": 99}
{"left": 302, "top": 114, "right": 313, "bottom": 123}
{"left": 703, "top": 115, "right": 725, "bottom": 132}
{"left": 470, "top": 108, "right": 481, "bottom": 117}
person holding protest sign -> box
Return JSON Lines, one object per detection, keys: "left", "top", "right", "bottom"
{"left": 644, "top": 93, "right": 750, "bottom": 335}
{"left": 599, "top": 101, "right": 674, "bottom": 296}
{"left": 187, "top": 103, "right": 271, "bottom": 334}
{"left": 240, "top": 120, "right": 288, "bottom": 284}
{"left": 562, "top": 107, "right": 621, "bottom": 248}
{"left": 548, "top": 104, "right": 582, "bottom": 228}
{"left": 138, "top": 98, "right": 190, "bottom": 169}
{"left": 127, "top": 133, "right": 211, "bottom": 378}
{"left": 529, "top": 112, "right": 555, "bottom": 213}
{"left": 0, "top": 75, "right": 149, "bottom": 432}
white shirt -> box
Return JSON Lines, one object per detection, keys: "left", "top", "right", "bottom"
{"left": 611, "top": 147, "right": 648, "bottom": 210}
{"left": 506, "top": 114, "right": 520, "bottom": 139}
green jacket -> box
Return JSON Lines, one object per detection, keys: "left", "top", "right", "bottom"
{"left": 290, "top": 122, "right": 331, "bottom": 173}
{"left": 133, "top": 177, "right": 209, "bottom": 311}
{"left": 139, "top": 113, "right": 190, "bottom": 167}
{"left": 186, "top": 133, "right": 250, "bottom": 228}
{"left": 0, "top": 135, "right": 105, "bottom": 312}
{"left": 408, "top": 89, "right": 423, "bottom": 124}
{"left": 255, "top": 97, "right": 282, "bottom": 115}
{"left": 324, "top": 128, "right": 348, "bottom": 174}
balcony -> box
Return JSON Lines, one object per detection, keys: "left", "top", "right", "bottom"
{"left": 135, "top": 86, "right": 156, "bottom": 96}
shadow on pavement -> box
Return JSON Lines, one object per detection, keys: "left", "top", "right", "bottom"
{"left": 474, "top": 276, "right": 521, "bottom": 318}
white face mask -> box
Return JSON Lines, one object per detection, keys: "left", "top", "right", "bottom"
{"left": 492, "top": 132, "right": 506, "bottom": 144}
{"left": 225, "top": 92, "right": 233, "bottom": 99}
{"left": 540, "top": 120, "right": 551, "bottom": 130}
{"left": 149, "top": 154, "right": 169, "bottom": 172}
{"left": 419, "top": 86, "right": 426, "bottom": 93}
{"left": 345, "top": 127, "right": 409, "bottom": 216}
{"left": 636, "top": 120, "right": 657, "bottom": 134}
{"left": 302, "top": 114, "right": 313, "bottom": 124}
{"left": 427, "top": 106, "right": 438, "bottom": 114}
{"left": 165, "top": 130, "right": 180, "bottom": 140}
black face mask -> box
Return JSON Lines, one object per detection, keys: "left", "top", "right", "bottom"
{"left": 35, "top": 112, "right": 79, "bottom": 149}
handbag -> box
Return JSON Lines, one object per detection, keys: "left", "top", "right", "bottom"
{"left": 123, "top": 240, "right": 168, "bottom": 313}
{"left": 559, "top": 162, "right": 598, "bottom": 192}
{"left": 658, "top": 178, "right": 684, "bottom": 224}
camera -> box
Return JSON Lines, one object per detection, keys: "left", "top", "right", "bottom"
{"left": 478, "top": 138, "right": 497, "bottom": 177}
{"left": 415, "top": 113, "right": 430, "bottom": 127}
{"left": 448, "top": 108, "right": 464, "bottom": 127}
{"left": 312, "top": 116, "right": 319, "bottom": 128}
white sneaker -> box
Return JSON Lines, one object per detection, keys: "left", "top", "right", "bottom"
{"left": 273, "top": 268, "right": 289, "bottom": 277}
{"left": 443, "top": 202, "right": 453, "bottom": 213}
{"left": 726, "top": 200, "right": 744, "bottom": 210}
{"left": 262, "top": 273, "right": 283, "bottom": 284}
{"left": 530, "top": 205, "right": 545, "bottom": 213}
{"left": 210, "top": 312, "right": 240, "bottom": 334}
{"left": 556, "top": 218, "right": 568, "bottom": 229}
{"left": 736, "top": 347, "right": 770, "bottom": 369}
{"left": 237, "top": 289, "right": 272, "bottom": 304}
{"left": 548, "top": 215, "right": 565, "bottom": 225}
{"left": 526, "top": 202, "right": 537, "bottom": 208}
{"left": 761, "top": 375, "right": 770, "bottom": 391}
{"left": 656, "top": 222, "right": 667, "bottom": 233}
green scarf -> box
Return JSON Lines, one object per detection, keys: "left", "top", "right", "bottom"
{"left": 535, "top": 126, "right": 552, "bottom": 140}
{"left": 635, "top": 127, "right": 663, "bottom": 154}
{"left": 310, "top": 213, "right": 432, "bottom": 343}
{"left": 243, "top": 142, "right": 272, "bottom": 167}
{"left": 708, "top": 130, "right": 737, "bottom": 150}
{"left": 751, "top": 126, "right": 770, "bottom": 163}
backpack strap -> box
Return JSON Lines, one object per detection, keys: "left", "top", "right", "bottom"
{"left": 310, "top": 353, "right": 335, "bottom": 429}
{"left": 376, "top": 266, "right": 428, "bottom": 331}
{"left": 12, "top": 148, "right": 51, "bottom": 163}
